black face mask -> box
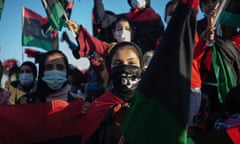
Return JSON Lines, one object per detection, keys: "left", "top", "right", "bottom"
{"left": 110, "top": 65, "right": 142, "bottom": 102}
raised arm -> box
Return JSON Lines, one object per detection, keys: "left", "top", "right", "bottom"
{"left": 66, "top": 20, "right": 111, "bottom": 58}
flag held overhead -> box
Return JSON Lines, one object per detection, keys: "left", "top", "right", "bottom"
{"left": 0, "top": 0, "right": 4, "bottom": 19}
{"left": 120, "top": 0, "right": 198, "bottom": 143}
{"left": 22, "top": 7, "right": 58, "bottom": 51}
{"left": 41, "top": 0, "right": 67, "bottom": 32}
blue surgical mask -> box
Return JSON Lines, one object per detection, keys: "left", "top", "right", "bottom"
{"left": 19, "top": 73, "right": 34, "bottom": 87}
{"left": 42, "top": 70, "right": 67, "bottom": 90}
{"left": 131, "top": 0, "right": 146, "bottom": 9}
{"left": 114, "top": 30, "right": 131, "bottom": 42}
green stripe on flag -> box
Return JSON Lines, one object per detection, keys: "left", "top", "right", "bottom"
{"left": 212, "top": 44, "right": 236, "bottom": 104}
{"left": 49, "top": 1, "right": 66, "bottom": 30}
{"left": 121, "top": 91, "right": 191, "bottom": 144}
{"left": 217, "top": 11, "right": 240, "bottom": 27}
{"left": 22, "top": 36, "right": 54, "bottom": 51}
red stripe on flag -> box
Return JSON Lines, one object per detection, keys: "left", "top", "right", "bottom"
{"left": 23, "top": 7, "right": 42, "bottom": 20}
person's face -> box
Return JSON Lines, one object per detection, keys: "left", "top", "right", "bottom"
{"left": 113, "top": 20, "right": 132, "bottom": 42}
{"left": 114, "top": 20, "right": 131, "bottom": 32}
{"left": 44, "top": 53, "right": 67, "bottom": 73}
{"left": 201, "top": 0, "right": 218, "bottom": 15}
{"left": 111, "top": 46, "right": 141, "bottom": 69}
{"left": 20, "top": 65, "right": 33, "bottom": 74}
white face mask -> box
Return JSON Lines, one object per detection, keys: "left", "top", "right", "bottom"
{"left": 42, "top": 70, "right": 67, "bottom": 90}
{"left": 165, "top": 16, "right": 172, "bottom": 24}
{"left": 131, "top": 0, "right": 146, "bottom": 9}
{"left": 19, "top": 73, "right": 34, "bottom": 87}
{"left": 114, "top": 30, "right": 131, "bottom": 42}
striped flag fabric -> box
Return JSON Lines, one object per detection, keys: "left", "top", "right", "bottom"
{"left": 120, "top": 0, "right": 198, "bottom": 143}
{"left": 41, "top": 0, "right": 67, "bottom": 32}
{"left": 216, "top": 0, "right": 240, "bottom": 27}
{"left": 22, "top": 7, "right": 58, "bottom": 51}
{"left": 60, "top": 0, "right": 74, "bottom": 19}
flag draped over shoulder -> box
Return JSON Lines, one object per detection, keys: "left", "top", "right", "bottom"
{"left": 120, "top": 0, "right": 198, "bottom": 143}
{"left": 217, "top": 0, "right": 240, "bottom": 27}
{"left": 41, "top": 0, "right": 67, "bottom": 32}
{"left": 0, "top": 100, "right": 84, "bottom": 144}
{"left": 0, "top": 0, "right": 4, "bottom": 19}
{"left": 22, "top": 7, "right": 58, "bottom": 51}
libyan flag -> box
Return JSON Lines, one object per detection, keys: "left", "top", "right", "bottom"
{"left": 22, "top": 7, "right": 58, "bottom": 51}
{"left": 0, "top": 0, "right": 4, "bottom": 19}
{"left": 217, "top": 0, "right": 240, "bottom": 27}
{"left": 120, "top": 1, "right": 197, "bottom": 144}
{"left": 41, "top": 0, "right": 67, "bottom": 32}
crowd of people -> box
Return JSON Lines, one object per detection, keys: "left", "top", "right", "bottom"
{"left": 0, "top": 0, "right": 240, "bottom": 143}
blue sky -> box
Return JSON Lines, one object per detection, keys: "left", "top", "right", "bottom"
{"left": 0, "top": 0, "right": 203, "bottom": 66}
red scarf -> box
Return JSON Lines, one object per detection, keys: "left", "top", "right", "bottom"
{"left": 81, "top": 92, "right": 124, "bottom": 144}
{"left": 125, "top": 7, "right": 160, "bottom": 22}
{"left": 0, "top": 100, "right": 84, "bottom": 144}
{"left": 232, "top": 34, "right": 240, "bottom": 49}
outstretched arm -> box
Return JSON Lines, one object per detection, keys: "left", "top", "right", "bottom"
{"left": 93, "top": 0, "right": 117, "bottom": 29}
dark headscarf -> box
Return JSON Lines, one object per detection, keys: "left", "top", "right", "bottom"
{"left": 36, "top": 50, "right": 69, "bottom": 101}
{"left": 107, "top": 41, "right": 143, "bottom": 72}
{"left": 20, "top": 61, "right": 37, "bottom": 79}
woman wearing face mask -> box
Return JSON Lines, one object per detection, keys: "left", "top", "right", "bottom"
{"left": 65, "top": 16, "right": 135, "bottom": 59}
{"left": 80, "top": 41, "right": 143, "bottom": 144}
{"left": 92, "top": 0, "right": 165, "bottom": 53}
{"left": 23, "top": 50, "right": 77, "bottom": 103}
{"left": 6, "top": 61, "right": 37, "bottom": 104}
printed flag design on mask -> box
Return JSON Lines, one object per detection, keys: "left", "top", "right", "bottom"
{"left": 22, "top": 7, "right": 58, "bottom": 51}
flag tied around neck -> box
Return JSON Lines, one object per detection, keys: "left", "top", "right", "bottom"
{"left": 22, "top": 7, "right": 58, "bottom": 51}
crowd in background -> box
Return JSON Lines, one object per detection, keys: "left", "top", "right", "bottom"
{"left": 0, "top": 0, "right": 240, "bottom": 143}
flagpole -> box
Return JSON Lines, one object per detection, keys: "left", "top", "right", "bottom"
{"left": 64, "top": 13, "right": 76, "bottom": 38}
{"left": 213, "top": 0, "right": 228, "bottom": 25}
{"left": 21, "top": 7, "right": 24, "bottom": 63}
